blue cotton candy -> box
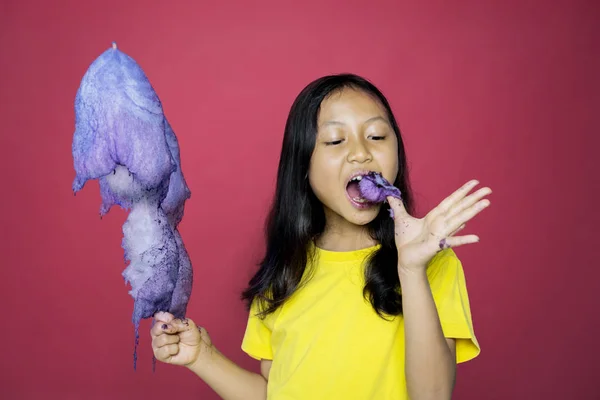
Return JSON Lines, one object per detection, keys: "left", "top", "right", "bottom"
{"left": 71, "top": 43, "right": 193, "bottom": 369}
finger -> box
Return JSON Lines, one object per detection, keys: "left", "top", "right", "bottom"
{"left": 447, "top": 187, "right": 492, "bottom": 219}
{"left": 170, "top": 318, "right": 195, "bottom": 333}
{"left": 439, "top": 234, "right": 480, "bottom": 250}
{"left": 386, "top": 196, "right": 408, "bottom": 219}
{"left": 197, "top": 325, "right": 207, "bottom": 338}
{"left": 449, "top": 223, "right": 466, "bottom": 237}
{"left": 153, "top": 331, "right": 180, "bottom": 348}
{"left": 434, "top": 180, "right": 480, "bottom": 217}
{"left": 154, "top": 312, "right": 175, "bottom": 323}
{"left": 446, "top": 199, "right": 490, "bottom": 234}
{"left": 151, "top": 321, "right": 178, "bottom": 337}
{"left": 155, "top": 344, "right": 179, "bottom": 361}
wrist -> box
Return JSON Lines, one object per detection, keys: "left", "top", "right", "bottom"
{"left": 186, "top": 342, "right": 217, "bottom": 374}
{"left": 397, "top": 263, "right": 428, "bottom": 283}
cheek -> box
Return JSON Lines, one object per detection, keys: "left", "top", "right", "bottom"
{"left": 309, "top": 149, "right": 335, "bottom": 178}
{"left": 309, "top": 163, "right": 332, "bottom": 193}
{"left": 391, "top": 155, "right": 400, "bottom": 177}
{"left": 373, "top": 146, "right": 399, "bottom": 179}
{"left": 308, "top": 175, "right": 331, "bottom": 209}
{"left": 308, "top": 153, "right": 339, "bottom": 199}
{"left": 385, "top": 141, "right": 400, "bottom": 178}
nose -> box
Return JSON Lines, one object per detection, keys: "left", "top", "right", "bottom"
{"left": 347, "top": 139, "right": 372, "bottom": 163}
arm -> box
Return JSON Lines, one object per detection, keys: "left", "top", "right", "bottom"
{"left": 187, "top": 347, "right": 271, "bottom": 400}
{"left": 399, "top": 267, "right": 456, "bottom": 400}
{"left": 385, "top": 180, "right": 490, "bottom": 399}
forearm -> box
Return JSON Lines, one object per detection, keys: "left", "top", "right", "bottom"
{"left": 399, "top": 266, "right": 455, "bottom": 400}
{"left": 187, "top": 345, "right": 267, "bottom": 400}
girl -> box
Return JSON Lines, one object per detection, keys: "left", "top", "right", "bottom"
{"left": 151, "top": 74, "right": 491, "bottom": 399}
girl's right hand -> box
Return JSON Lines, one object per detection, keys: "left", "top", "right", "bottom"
{"left": 151, "top": 311, "right": 213, "bottom": 368}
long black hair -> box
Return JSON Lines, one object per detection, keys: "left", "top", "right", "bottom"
{"left": 241, "top": 74, "right": 414, "bottom": 318}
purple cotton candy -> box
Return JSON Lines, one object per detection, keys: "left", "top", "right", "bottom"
{"left": 161, "top": 119, "right": 192, "bottom": 319}
{"left": 71, "top": 43, "right": 175, "bottom": 207}
{"left": 71, "top": 42, "right": 193, "bottom": 369}
{"left": 358, "top": 172, "right": 402, "bottom": 219}
{"left": 161, "top": 119, "right": 191, "bottom": 227}
{"left": 358, "top": 172, "right": 402, "bottom": 202}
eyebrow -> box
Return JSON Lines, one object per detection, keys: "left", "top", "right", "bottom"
{"left": 321, "top": 116, "right": 389, "bottom": 127}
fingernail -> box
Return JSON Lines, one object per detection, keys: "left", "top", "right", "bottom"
{"left": 161, "top": 324, "right": 168, "bottom": 330}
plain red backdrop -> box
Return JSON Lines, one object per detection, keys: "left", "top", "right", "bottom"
{"left": 1, "top": 0, "right": 598, "bottom": 399}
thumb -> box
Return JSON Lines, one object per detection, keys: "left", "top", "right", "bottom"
{"left": 170, "top": 317, "right": 198, "bottom": 334}
{"left": 198, "top": 325, "right": 212, "bottom": 346}
{"left": 386, "top": 196, "right": 408, "bottom": 219}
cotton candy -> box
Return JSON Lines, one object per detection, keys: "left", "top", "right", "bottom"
{"left": 358, "top": 172, "right": 402, "bottom": 218}
{"left": 71, "top": 42, "right": 193, "bottom": 369}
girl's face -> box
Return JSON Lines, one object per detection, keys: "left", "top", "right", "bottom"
{"left": 309, "top": 88, "right": 399, "bottom": 228}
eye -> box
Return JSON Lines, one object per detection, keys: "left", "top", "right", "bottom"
{"left": 370, "top": 135, "right": 386, "bottom": 141}
{"left": 325, "top": 139, "right": 344, "bottom": 146}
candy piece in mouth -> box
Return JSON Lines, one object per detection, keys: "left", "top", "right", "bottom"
{"left": 358, "top": 172, "right": 402, "bottom": 203}
{"left": 346, "top": 180, "right": 361, "bottom": 199}
{"left": 345, "top": 175, "right": 371, "bottom": 203}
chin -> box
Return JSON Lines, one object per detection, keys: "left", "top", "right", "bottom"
{"left": 344, "top": 205, "right": 382, "bottom": 226}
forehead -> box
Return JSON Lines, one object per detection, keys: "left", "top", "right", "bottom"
{"left": 318, "top": 88, "right": 387, "bottom": 123}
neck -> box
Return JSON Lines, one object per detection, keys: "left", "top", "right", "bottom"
{"left": 315, "top": 209, "right": 377, "bottom": 252}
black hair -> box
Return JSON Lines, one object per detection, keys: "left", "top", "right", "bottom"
{"left": 241, "top": 73, "right": 414, "bottom": 318}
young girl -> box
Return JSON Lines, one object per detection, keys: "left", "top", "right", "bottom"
{"left": 151, "top": 74, "right": 491, "bottom": 399}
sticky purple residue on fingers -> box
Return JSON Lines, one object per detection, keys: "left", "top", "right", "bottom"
{"left": 72, "top": 43, "right": 193, "bottom": 370}
{"left": 439, "top": 238, "right": 450, "bottom": 250}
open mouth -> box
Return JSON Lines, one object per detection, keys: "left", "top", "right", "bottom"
{"left": 345, "top": 174, "right": 374, "bottom": 208}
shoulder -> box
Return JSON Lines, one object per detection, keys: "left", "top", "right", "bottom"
{"left": 426, "top": 248, "right": 466, "bottom": 289}
{"left": 247, "top": 295, "right": 282, "bottom": 330}
{"left": 427, "top": 248, "right": 461, "bottom": 274}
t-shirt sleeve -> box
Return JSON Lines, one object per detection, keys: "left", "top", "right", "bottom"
{"left": 427, "top": 249, "right": 481, "bottom": 363}
{"left": 241, "top": 299, "right": 274, "bottom": 361}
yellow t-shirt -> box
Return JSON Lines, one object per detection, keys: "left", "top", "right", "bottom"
{"left": 241, "top": 245, "right": 480, "bottom": 399}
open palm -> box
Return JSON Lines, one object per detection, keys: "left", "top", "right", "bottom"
{"left": 388, "top": 180, "right": 492, "bottom": 272}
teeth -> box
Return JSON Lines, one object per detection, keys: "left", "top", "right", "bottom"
{"left": 348, "top": 174, "right": 367, "bottom": 204}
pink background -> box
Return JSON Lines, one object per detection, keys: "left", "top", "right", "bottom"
{"left": 1, "top": 0, "right": 598, "bottom": 399}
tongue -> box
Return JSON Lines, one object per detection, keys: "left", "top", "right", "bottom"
{"left": 347, "top": 181, "right": 361, "bottom": 199}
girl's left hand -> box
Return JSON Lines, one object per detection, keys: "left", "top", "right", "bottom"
{"left": 388, "top": 179, "right": 492, "bottom": 275}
